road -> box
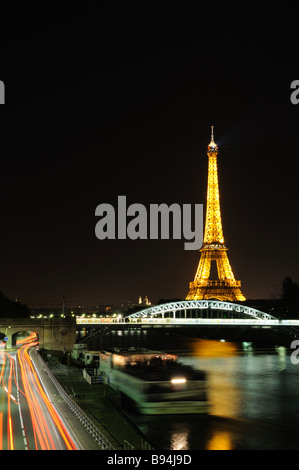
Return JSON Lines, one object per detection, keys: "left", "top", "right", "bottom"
{"left": 0, "top": 333, "right": 77, "bottom": 450}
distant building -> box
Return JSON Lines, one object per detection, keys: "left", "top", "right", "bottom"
{"left": 138, "top": 295, "right": 151, "bottom": 306}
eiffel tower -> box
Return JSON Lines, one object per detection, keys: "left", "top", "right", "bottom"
{"left": 186, "top": 127, "right": 246, "bottom": 302}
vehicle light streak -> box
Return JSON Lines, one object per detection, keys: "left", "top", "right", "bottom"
{"left": 16, "top": 332, "right": 38, "bottom": 346}
{"left": 0, "top": 351, "right": 15, "bottom": 450}
{"left": 17, "top": 339, "right": 77, "bottom": 450}
{"left": 0, "top": 412, "right": 2, "bottom": 450}
{"left": 0, "top": 333, "right": 77, "bottom": 450}
{"left": 7, "top": 354, "right": 14, "bottom": 450}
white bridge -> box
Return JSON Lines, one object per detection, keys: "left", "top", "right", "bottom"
{"left": 76, "top": 300, "right": 299, "bottom": 327}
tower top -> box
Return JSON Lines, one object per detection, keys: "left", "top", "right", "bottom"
{"left": 208, "top": 125, "right": 218, "bottom": 152}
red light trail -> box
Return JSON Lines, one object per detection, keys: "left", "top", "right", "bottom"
{"left": 0, "top": 332, "right": 77, "bottom": 450}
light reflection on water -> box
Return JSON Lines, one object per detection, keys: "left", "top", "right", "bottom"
{"left": 206, "top": 431, "right": 232, "bottom": 450}
{"left": 178, "top": 340, "right": 299, "bottom": 424}
{"left": 86, "top": 330, "right": 299, "bottom": 449}
{"left": 169, "top": 425, "right": 189, "bottom": 451}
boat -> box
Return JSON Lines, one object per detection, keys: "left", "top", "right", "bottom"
{"left": 99, "top": 347, "right": 209, "bottom": 414}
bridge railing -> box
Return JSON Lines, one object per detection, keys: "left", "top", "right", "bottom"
{"left": 76, "top": 317, "right": 125, "bottom": 324}
{"left": 129, "top": 318, "right": 281, "bottom": 325}
{"left": 76, "top": 317, "right": 299, "bottom": 326}
{"left": 130, "top": 318, "right": 299, "bottom": 326}
{"left": 36, "top": 353, "right": 115, "bottom": 450}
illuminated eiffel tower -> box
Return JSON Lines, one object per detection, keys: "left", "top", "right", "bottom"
{"left": 186, "top": 127, "right": 246, "bottom": 302}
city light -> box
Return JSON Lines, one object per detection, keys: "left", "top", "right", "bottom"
{"left": 171, "top": 378, "right": 186, "bottom": 385}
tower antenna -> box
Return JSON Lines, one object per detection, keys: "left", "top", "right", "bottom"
{"left": 211, "top": 125, "right": 214, "bottom": 142}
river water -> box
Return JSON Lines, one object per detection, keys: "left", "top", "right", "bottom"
{"left": 86, "top": 328, "right": 299, "bottom": 450}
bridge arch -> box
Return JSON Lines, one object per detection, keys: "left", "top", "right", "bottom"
{"left": 126, "top": 300, "right": 277, "bottom": 322}
{"left": 0, "top": 317, "right": 76, "bottom": 350}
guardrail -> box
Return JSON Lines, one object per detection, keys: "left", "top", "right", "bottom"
{"left": 37, "top": 353, "right": 115, "bottom": 450}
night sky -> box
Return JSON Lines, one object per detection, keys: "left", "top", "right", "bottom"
{"left": 0, "top": 4, "right": 298, "bottom": 307}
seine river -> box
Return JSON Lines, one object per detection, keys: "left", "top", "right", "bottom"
{"left": 86, "top": 329, "right": 299, "bottom": 450}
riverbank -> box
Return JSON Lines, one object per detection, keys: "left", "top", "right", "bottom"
{"left": 40, "top": 349, "right": 152, "bottom": 450}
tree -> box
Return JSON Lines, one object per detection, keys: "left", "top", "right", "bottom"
{"left": 0, "top": 291, "right": 30, "bottom": 318}
{"left": 281, "top": 277, "right": 299, "bottom": 318}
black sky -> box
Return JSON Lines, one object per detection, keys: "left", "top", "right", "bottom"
{"left": 0, "top": 4, "right": 298, "bottom": 307}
